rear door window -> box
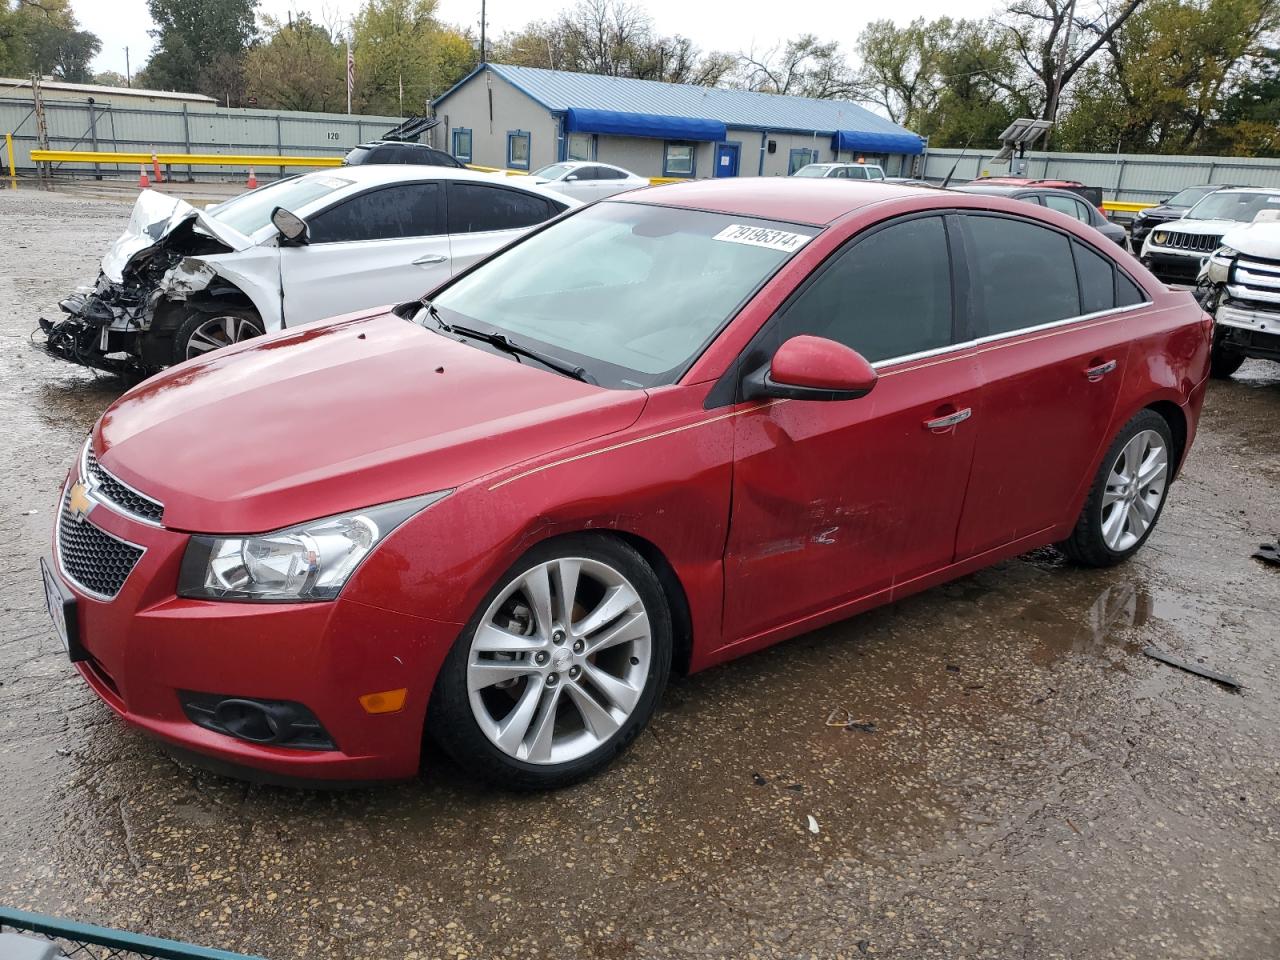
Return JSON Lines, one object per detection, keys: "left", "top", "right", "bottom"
{"left": 774, "top": 215, "right": 954, "bottom": 362}
{"left": 1045, "top": 194, "right": 1090, "bottom": 223}
{"left": 961, "top": 214, "right": 1082, "bottom": 337}
{"left": 1116, "top": 270, "right": 1147, "bottom": 307}
{"left": 1073, "top": 240, "right": 1116, "bottom": 314}
{"left": 446, "top": 182, "right": 557, "bottom": 233}
{"left": 307, "top": 182, "right": 444, "bottom": 243}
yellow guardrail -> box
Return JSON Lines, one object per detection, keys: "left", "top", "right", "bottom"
{"left": 30, "top": 149, "right": 342, "bottom": 168}
{"left": 1103, "top": 200, "right": 1154, "bottom": 214}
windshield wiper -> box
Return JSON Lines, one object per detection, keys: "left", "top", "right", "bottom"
{"left": 419, "top": 304, "right": 597, "bottom": 385}
{"left": 450, "top": 323, "right": 598, "bottom": 385}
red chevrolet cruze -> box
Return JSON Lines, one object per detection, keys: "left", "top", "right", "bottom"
{"left": 42, "top": 179, "right": 1211, "bottom": 788}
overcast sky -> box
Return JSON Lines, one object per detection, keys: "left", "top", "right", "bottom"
{"left": 75, "top": 0, "right": 989, "bottom": 80}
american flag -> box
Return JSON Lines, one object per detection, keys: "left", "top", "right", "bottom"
{"left": 346, "top": 40, "right": 355, "bottom": 114}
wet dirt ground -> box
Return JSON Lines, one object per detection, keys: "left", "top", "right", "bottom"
{"left": 1, "top": 184, "right": 1279, "bottom": 960}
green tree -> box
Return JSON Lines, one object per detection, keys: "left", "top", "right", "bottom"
{"left": 138, "top": 0, "right": 257, "bottom": 101}
{"left": 1207, "top": 47, "right": 1280, "bottom": 155}
{"left": 351, "top": 0, "right": 476, "bottom": 115}
{"left": 245, "top": 15, "right": 346, "bottom": 112}
{"left": 0, "top": 0, "right": 100, "bottom": 81}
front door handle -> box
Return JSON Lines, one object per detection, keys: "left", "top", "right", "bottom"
{"left": 412, "top": 253, "right": 448, "bottom": 265}
{"left": 1085, "top": 359, "right": 1117, "bottom": 381}
{"left": 923, "top": 407, "right": 972, "bottom": 432}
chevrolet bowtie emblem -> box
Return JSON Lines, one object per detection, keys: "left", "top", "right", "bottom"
{"left": 67, "top": 481, "right": 95, "bottom": 522}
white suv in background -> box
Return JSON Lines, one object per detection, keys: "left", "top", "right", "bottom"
{"left": 792, "top": 162, "right": 886, "bottom": 181}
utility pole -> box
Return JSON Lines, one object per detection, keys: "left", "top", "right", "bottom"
{"left": 124, "top": 47, "right": 131, "bottom": 87}
{"left": 31, "top": 73, "right": 50, "bottom": 182}
{"left": 480, "top": 0, "right": 487, "bottom": 63}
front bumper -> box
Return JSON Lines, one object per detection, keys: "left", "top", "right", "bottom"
{"left": 1141, "top": 249, "right": 1205, "bottom": 284}
{"left": 1217, "top": 302, "right": 1280, "bottom": 360}
{"left": 51, "top": 466, "right": 461, "bottom": 782}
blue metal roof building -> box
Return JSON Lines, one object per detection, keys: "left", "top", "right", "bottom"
{"left": 431, "top": 64, "right": 924, "bottom": 180}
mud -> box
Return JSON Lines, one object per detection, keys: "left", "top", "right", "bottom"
{"left": 2, "top": 186, "right": 1279, "bottom": 960}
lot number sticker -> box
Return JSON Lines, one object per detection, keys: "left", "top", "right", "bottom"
{"left": 713, "top": 224, "right": 810, "bottom": 253}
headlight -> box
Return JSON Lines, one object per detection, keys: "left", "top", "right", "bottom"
{"left": 1151, "top": 230, "right": 1168, "bottom": 245}
{"left": 1212, "top": 245, "right": 1238, "bottom": 260}
{"left": 177, "top": 491, "right": 449, "bottom": 601}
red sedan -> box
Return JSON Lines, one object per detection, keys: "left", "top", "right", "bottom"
{"left": 42, "top": 179, "right": 1212, "bottom": 788}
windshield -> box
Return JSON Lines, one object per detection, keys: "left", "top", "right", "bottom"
{"left": 1185, "top": 191, "right": 1280, "bottom": 222}
{"left": 208, "top": 175, "right": 353, "bottom": 235}
{"left": 1167, "top": 186, "right": 1217, "bottom": 207}
{"left": 533, "top": 164, "right": 572, "bottom": 180}
{"left": 793, "top": 165, "right": 830, "bottom": 178}
{"left": 429, "top": 203, "right": 818, "bottom": 388}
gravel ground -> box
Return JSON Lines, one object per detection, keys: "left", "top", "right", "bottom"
{"left": 1, "top": 183, "right": 1278, "bottom": 960}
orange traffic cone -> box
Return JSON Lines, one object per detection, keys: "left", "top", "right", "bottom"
{"left": 246, "top": 167, "right": 258, "bottom": 189}
{"left": 151, "top": 152, "right": 163, "bottom": 184}
{"left": 138, "top": 164, "right": 150, "bottom": 188}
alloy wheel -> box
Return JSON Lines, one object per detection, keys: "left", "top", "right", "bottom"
{"left": 185, "top": 315, "right": 263, "bottom": 359}
{"left": 1101, "top": 428, "right": 1169, "bottom": 552}
{"left": 467, "top": 557, "right": 652, "bottom": 765}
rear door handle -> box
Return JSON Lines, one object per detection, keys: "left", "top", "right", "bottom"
{"left": 412, "top": 253, "right": 448, "bottom": 265}
{"left": 1085, "top": 359, "right": 1117, "bottom": 381}
{"left": 923, "top": 408, "right": 972, "bottom": 431}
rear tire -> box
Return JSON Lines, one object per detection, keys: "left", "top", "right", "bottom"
{"left": 173, "top": 307, "right": 264, "bottom": 365}
{"left": 429, "top": 535, "right": 672, "bottom": 789}
{"left": 1058, "top": 409, "right": 1174, "bottom": 568}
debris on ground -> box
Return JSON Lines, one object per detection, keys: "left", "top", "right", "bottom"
{"left": 1143, "top": 646, "right": 1242, "bottom": 690}
{"left": 1253, "top": 541, "right": 1280, "bottom": 567}
{"left": 825, "top": 708, "right": 878, "bottom": 733}
{"left": 807, "top": 815, "right": 820, "bottom": 835}
{"left": 751, "top": 771, "right": 768, "bottom": 786}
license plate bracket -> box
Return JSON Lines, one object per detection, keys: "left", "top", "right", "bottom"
{"left": 40, "top": 557, "right": 87, "bottom": 663}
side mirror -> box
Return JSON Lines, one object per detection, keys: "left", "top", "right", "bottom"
{"left": 744, "top": 335, "right": 878, "bottom": 402}
{"left": 272, "top": 206, "right": 309, "bottom": 244}
{"left": 565, "top": 174, "right": 580, "bottom": 182}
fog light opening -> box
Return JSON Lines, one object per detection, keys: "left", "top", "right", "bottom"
{"left": 213, "top": 698, "right": 282, "bottom": 743}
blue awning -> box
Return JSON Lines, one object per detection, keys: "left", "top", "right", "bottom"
{"left": 565, "top": 107, "right": 726, "bottom": 142}
{"left": 832, "top": 129, "right": 925, "bottom": 155}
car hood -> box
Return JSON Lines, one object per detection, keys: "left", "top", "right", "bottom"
{"left": 1219, "top": 221, "right": 1280, "bottom": 259}
{"left": 1156, "top": 219, "right": 1241, "bottom": 237}
{"left": 101, "top": 190, "right": 254, "bottom": 282}
{"left": 95, "top": 310, "right": 648, "bottom": 533}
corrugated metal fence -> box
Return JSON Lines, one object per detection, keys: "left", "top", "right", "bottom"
{"left": 1, "top": 94, "right": 405, "bottom": 179}
{"left": 921, "top": 147, "right": 1280, "bottom": 205}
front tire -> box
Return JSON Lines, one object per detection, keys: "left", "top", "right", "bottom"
{"left": 1209, "top": 336, "right": 1246, "bottom": 380}
{"left": 173, "top": 308, "right": 264, "bottom": 365}
{"left": 1058, "top": 409, "right": 1174, "bottom": 567}
{"left": 430, "top": 535, "right": 672, "bottom": 789}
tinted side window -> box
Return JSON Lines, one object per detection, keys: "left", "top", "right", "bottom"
{"left": 1116, "top": 270, "right": 1146, "bottom": 307}
{"left": 1045, "top": 194, "right": 1088, "bottom": 222}
{"left": 598, "top": 166, "right": 628, "bottom": 180}
{"left": 776, "top": 216, "right": 953, "bottom": 363}
{"left": 308, "top": 183, "right": 443, "bottom": 243}
{"left": 963, "top": 215, "right": 1081, "bottom": 336}
{"left": 447, "top": 183, "right": 553, "bottom": 233}
{"left": 1074, "top": 240, "right": 1116, "bottom": 314}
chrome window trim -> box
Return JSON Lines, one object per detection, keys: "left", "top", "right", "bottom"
{"left": 80, "top": 437, "right": 165, "bottom": 529}
{"left": 55, "top": 477, "right": 149, "bottom": 602}
{"left": 871, "top": 301, "right": 1155, "bottom": 371}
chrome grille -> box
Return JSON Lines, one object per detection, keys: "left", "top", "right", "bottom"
{"left": 1163, "top": 232, "right": 1221, "bottom": 253}
{"left": 83, "top": 443, "right": 164, "bottom": 524}
{"left": 1229, "top": 256, "right": 1280, "bottom": 305}
{"left": 58, "top": 489, "right": 144, "bottom": 599}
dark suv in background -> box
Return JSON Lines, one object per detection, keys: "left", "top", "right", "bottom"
{"left": 344, "top": 140, "right": 464, "bottom": 168}
{"left": 1129, "top": 185, "right": 1238, "bottom": 246}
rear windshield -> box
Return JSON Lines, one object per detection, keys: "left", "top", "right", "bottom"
{"left": 1167, "top": 186, "right": 1218, "bottom": 207}
{"left": 793, "top": 165, "right": 830, "bottom": 178}
{"left": 430, "top": 203, "right": 819, "bottom": 388}
{"left": 344, "top": 146, "right": 373, "bottom": 164}
{"left": 1186, "top": 191, "right": 1280, "bottom": 222}
{"left": 209, "top": 175, "right": 352, "bottom": 235}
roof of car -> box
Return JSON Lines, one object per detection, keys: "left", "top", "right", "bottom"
{"left": 1205, "top": 187, "right": 1280, "bottom": 195}
{"left": 971, "top": 176, "right": 1085, "bottom": 187}
{"left": 302, "top": 164, "right": 538, "bottom": 188}
{"left": 952, "top": 184, "right": 1085, "bottom": 198}
{"left": 354, "top": 140, "right": 441, "bottom": 149}
{"left": 613, "top": 178, "right": 928, "bottom": 226}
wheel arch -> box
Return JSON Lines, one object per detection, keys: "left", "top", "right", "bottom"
{"left": 1145, "top": 399, "right": 1188, "bottom": 475}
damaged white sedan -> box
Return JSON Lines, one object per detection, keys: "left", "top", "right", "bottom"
{"left": 40, "top": 166, "right": 577, "bottom": 374}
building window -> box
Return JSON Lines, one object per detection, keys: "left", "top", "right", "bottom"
{"left": 788, "top": 148, "right": 816, "bottom": 174}
{"left": 663, "top": 141, "right": 695, "bottom": 178}
{"left": 452, "top": 128, "right": 472, "bottom": 163}
{"left": 507, "top": 130, "right": 531, "bottom": 170}
{"left": 567, "top": 132, "right": 595, "bottom": 161}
